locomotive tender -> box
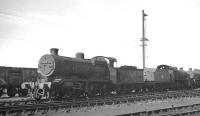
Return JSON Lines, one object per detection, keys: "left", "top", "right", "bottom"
{"left": 37, "top": 48, "right": 195, "bottom": 99}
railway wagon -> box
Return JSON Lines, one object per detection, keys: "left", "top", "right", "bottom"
{"left": 0, "top": 66, "right": 38, "bottom": 97}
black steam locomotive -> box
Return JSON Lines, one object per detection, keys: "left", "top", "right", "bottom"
{"left": 35, "top": 48, "right": 200, "bottom": 99}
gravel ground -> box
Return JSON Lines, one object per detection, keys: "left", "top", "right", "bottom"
{"left": 53, "top": 97, "right": 200, "bottom": 116}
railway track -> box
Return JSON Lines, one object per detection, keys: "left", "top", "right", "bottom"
{"left": 117, "top": 103, "right": 200, "bottom": 116}
{"left": 1, "top": 89, "right": 199, "bottom": 105}
{"left": 1, "top": 89, "right": 200, "bottom": 115}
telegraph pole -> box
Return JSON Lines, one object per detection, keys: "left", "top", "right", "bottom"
{"left": 140, "top": 10, "right": 148, "bottom": 69}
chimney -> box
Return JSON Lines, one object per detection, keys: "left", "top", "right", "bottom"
{"left": 179, "top": 67, "right": 183, "bottom": 71}
{"left": 50, "top": 48, "right": 59, "bottom": 55}
{"left": 189, "top": 68, "right": 192, "bottom": 71}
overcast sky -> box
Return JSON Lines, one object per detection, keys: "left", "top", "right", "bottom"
{"left": 0, "top": 0, "right": 200, "bottom": 70}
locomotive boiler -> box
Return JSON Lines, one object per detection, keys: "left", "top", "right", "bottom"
{"left": 39, "top": 48, "right": 110, "bottom": 79}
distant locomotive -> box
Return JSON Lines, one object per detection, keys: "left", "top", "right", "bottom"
{"left": 153, "top": 65, "right": 190, "bottom": 90}
{"left": 36, "top": 48, "right": 198, "bottom": 99}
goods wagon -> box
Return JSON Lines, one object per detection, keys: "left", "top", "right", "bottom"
{"left": 0, "top": 66, "right": 38, "bottom": 97}
{"left": 0, "top": 67, "right": 9, "bottom": 88}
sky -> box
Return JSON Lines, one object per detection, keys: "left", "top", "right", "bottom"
{"left": 0, "top": 0, "right": 200, "bottom": 70}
